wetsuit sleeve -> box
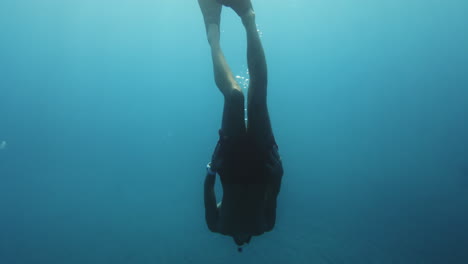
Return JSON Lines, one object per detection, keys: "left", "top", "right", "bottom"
{"left": 265, "top": 148, "right": 283, "bottom": 231}
{"left": 265, "top": 180, "right": 280, "bottom": 232}
{"left": 204, "top": 172, "right": 219, "bottom": 232}
{"left": 265, "top": 179, "right": 281, "bottom": 231}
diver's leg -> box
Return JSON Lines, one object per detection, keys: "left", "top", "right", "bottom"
{"left": 208, "top": 24, "right": 243, "bottom": 100}
{"left": 207, "top": 25, "right": 246, "bottom": 137}
{"left": 199, "top": 0, "right": 245, "bottom": 137}
{"left": 243, "top": 10, "right": 267, "bottom": 108}
{"left": 241, "top": 9, "right": 275, "bottom": 147}
{"left": 199, "top": 0, "right": 221, "bottom": 34}
{"left": 217, "top": 0, "right": 266, "bottom": 98}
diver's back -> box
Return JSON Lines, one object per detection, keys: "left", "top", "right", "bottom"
{"left": 218, "top": 183, "right": 267, "bottom": 236}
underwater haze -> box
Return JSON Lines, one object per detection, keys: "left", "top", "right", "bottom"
{"left": 1, "top": 0, "right": 468, "bottom": 263}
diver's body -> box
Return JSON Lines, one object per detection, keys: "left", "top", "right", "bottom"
{"left": 199, "top": 0, "right": 284, "bottom": 247}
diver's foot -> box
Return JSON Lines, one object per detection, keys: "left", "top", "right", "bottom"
{"left": 198, "top": 0, "right": 222, "bottom": 34}
{"left": 217, "top": 0, "right": 253, "bottom": 18}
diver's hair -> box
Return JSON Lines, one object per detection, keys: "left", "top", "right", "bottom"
{"left": 233, "top": 234, "right": 252, "bottom": 246}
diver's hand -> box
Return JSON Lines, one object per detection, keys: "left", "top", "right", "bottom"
{"left": 210, "top": 156, "right": 223, "bottom": 173}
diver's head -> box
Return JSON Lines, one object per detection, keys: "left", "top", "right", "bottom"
{"left": 233, "top": 233, "right": 252, "bottom": 246}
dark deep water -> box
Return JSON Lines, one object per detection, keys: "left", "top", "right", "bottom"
{"left": 1, "top": 0, "right": 468, "bottom": 263}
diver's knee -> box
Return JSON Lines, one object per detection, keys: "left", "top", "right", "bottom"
{"left": 226, "top": 88, "right": 245, "bottom": 107}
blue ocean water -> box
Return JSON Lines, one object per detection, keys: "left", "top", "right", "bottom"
{"left": 1, "top": 0, "right": 467, "bottom": 263}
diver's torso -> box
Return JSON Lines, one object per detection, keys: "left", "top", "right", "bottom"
{"left": 218, "top": 183, "right": 268, "bottom": 236}
{"left": 215, "top": 133, "right": 273, "bottom": 236}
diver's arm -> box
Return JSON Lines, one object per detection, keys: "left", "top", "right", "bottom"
{"left": 264, "top": 181, "right": 279, "bottom": 232}
{"left": 264, "top": 148, "right": 283, "bottom": 231}
{"left": 265, "top": 148, "right": 283, "bottom": 207}
{"left": 204, "top": 170, "right": 219, "bottom": 233}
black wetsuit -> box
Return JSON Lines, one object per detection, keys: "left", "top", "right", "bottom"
{"left": 210, "top": 127, "right": 282, "bottom": 236}
{"left": 205, "top": 88, "right": 283, "bottom": 237}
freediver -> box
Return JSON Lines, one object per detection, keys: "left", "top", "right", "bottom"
{"left": 199, "top": 0, "right": 284, "bottom": 250}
